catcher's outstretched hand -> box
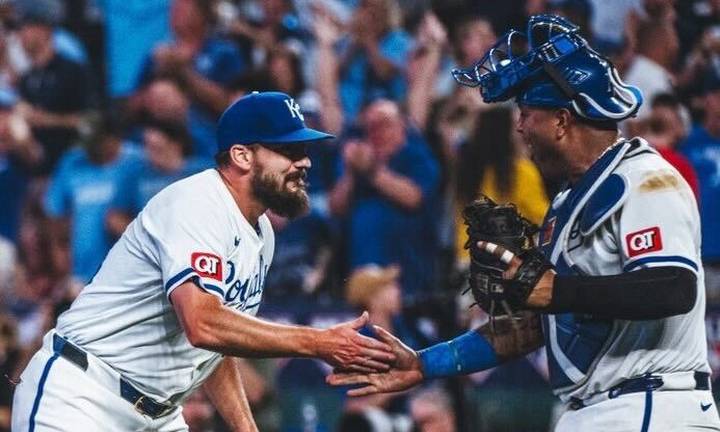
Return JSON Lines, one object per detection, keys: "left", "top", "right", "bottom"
{"left": 318, "top": 312, "right": 396, "bottom": 373}
{"left": 476, "top": 241, "right": 555, "bottom": 309}
{"left": 326, "top": 326, "right": 424, "bottom": 396}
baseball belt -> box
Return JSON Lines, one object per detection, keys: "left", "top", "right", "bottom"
{"left": 52, "top": 333, "right": 175, "bottom": 419}
{"left": 569, "top": 371, "right": 711, "bottom": 410}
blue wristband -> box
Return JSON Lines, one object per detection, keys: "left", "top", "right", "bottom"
{"left": 417, "top": 330, "right": 499, "bottom": 379}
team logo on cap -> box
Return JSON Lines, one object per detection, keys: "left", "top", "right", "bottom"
{"left": 626, "top": 227, "right": 663, "bottom": 258}
{"left": 284, "top": 98, "right": 304, "bottom": 121}
{"left": 191, "top": 252, "right": 223, "bottom": 281}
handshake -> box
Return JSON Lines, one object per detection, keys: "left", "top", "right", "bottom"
{"left": 327, "top": 196, "right": 556, "bottom": 396}
{"left": 326, "top": 321, "right": 426, "bottom": 396}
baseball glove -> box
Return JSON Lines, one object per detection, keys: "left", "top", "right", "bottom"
{"left": 462, "top": 195, "right": 551, "bottom": 317}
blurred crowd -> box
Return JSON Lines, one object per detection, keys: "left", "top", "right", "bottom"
{"left": 0, "top": 0, "right": 719, "bottom": 430}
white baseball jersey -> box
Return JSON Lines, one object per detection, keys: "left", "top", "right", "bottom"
{"left": 538, "top": 138, "right": 710, "bottom": 403}
{"left": 55, "top": 168, "right": 275, "bottom": 403}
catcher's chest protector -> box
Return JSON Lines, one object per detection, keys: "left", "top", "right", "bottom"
{"left": 537, "top": 137, "right": 708, "bottom": 403}
{"left": 537, "top": 138, "right": 638, "bottom": 391}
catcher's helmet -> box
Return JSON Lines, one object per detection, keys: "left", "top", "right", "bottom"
{"left": 452, "top": 14, "right": 642, "bottom": 122}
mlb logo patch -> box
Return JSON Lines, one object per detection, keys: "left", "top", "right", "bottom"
{"left": 625, "top": 227, "right": 663, "bottom": 257}
{"left": 191, "top": 252, "right": 223, "bottom": 281}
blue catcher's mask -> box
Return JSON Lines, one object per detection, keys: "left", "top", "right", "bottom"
{"left": 452, "top": 14, "right": 643, "bottom": 122}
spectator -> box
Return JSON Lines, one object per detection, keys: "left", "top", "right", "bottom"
{"left": 424, "top": 16, "right": 495, "bottom": 276}
{"left": 226, "top": 0, "right": 307, "bottom": 68}
{"left": 0, "top": 89, "right": 42, "bottom": 243}
{"left": 342, "top": 265, "right": 429, "bottom": 431}
{"left": 449, "top": 16, "right": 496, "bottom": 73}
{"left": 587, "top": 0, "right": 641, "bottom": 46}
{"left": 406, "top": 12, "right": 448, "bottom": 130}
{"left": 676, "top": 0, "right": 720, "bottom": 60}
{"left": 644, "top": 93, "right": 700, "bottom": 199}
{"left": 677, "top": 26, "right": 720, "bottom": 109}
{"left": 249, "top": 45, "right": 325, "bottom": 122}
{"left": 101, "top": 0, "right": 172, "bottom": 98}
{"left": 346, "top": 264, "right": 429, "bottom": 350}
{"left": 623, "top": 14, "right": 678, "bottom": 117}
{"left": 8, "top": 225, "right": 80, "bottom": 353}
{"left": 44, "top": 113, "right": 142, "bottom": 283}
{"left": 311, "top": 6, "right": 346, "bottom": 135}
{"left": 4, "top": 264, "right": 49, "bottom": 350}
{"left": 265, "top": 47, "right": 315, "bottom": 102}
{"left": 15, "top": 0, "right": 96, "bottom": 174}
{"left": 136, "top": 0, "right": 246, "bottom": 158}
{"left": 434, "top": 15, "right": 497, "bottom": 160}
{"left": 681, "top": 68, "right": 720, "bottom": 303}
{"left": 455, "top": 108, "right": 549, "bottom": 267}
{"left": 262, "top": 208, "right": 335, "bottom": 300}
{"left": 16, "top": 196, "right": 66, "bottom": 300}
{"left": 135, "top": 78, "right": 190, "bottom": 133}
{"left": 336, "top": 0, "right": 414, "bottom": 120}
{"left": 329, "top": 99, "right": 441, "bottom": 301}
{"left": 106, "top": 119, "right": 210, "bottom": 236}
{"left": 313, "top": 4, "right": 432, "bottom": 133}
{"left": 3, "top": 0, "right": 90, "bottom": 78}
{"left": 409, "top": 386, "right": 456, "bottom": 432}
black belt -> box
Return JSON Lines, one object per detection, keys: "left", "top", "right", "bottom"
{"left": 569, "top": 372, "right": 711, "bottom": 410}
{"left": 52, "top": 334, "right": 175, "bottom": 419}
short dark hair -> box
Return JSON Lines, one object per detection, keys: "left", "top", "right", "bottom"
{"left": 79, "top": 110, "right": 126, "bottom": 142}
{"left": 215, "top": 150, "right": 231, "bottom": 167}
{"left": 143, "top": 118, "right": 193, "bottom": 156}
{"left": 651, "top": 92, "right": 680, "bottom": 109}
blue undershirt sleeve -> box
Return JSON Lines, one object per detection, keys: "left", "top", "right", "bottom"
{"left": 417, "top": 330, "right": 499, "bottom": 379}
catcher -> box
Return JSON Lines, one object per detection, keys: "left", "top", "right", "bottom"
{"left": 328, "top": 15, "right": 720, "bottom": 431}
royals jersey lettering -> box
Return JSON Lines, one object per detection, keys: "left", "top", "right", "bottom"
{"left": 55, "top": 169, "right": 275, "bottom": 403}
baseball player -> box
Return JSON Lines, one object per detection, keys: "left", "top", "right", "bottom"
{"left": 11, "top": 91, "right": 395, "bottom": 432}
{"left": 328, "top": 15, "right": 720, "bottom": 431}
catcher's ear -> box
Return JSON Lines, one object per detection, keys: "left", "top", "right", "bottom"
{"left": 555, "top": 109, "right": 573, "bottom": 139}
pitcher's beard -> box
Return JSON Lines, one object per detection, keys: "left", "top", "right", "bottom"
{"left": 252, "top": 171, "right": 309, "bottom": 218}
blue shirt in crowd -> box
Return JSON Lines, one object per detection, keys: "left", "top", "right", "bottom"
{"left": 682, "top": 125, "right": 720, "bottom": 262}
{"left": 19, "top": 53, "right": 97, "bottom": 174}
{"left": 44, "top": 145, "right": 142, "bottom": 281}
{"left": 338, "top": 30, "right": 413, "bottom": 121}
{"left": 341, "top": 133, "right": 441, "bottom": 300}
{"left": 101, "top": 0, "right": 172, "bottom": 97}
{"left": 0, "top": 156, "right": 30, "bottom": 243}
{"left": 263, "top": 141, "right": 338, "bottom": 298}
{"left": 110, "top": 157, "right": 212, "bottom": 216}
